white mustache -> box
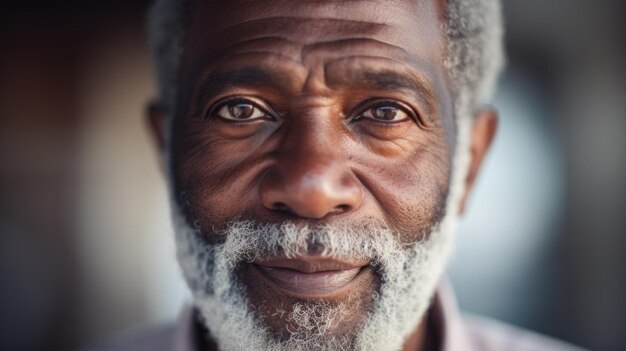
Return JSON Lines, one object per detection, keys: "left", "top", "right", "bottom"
{"left": 204, "top": 220, "right": 423, "bottom": 267}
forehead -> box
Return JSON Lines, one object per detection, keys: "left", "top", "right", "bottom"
{"left": 181, "top": 0, "right": 447, "bottom": 80}
{"left": 185, "top": 0, "right": 443, "bottom": 56}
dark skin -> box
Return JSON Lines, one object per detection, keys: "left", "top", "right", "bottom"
{"left": 148, "top": 0, "right": 497, "bottom": 350}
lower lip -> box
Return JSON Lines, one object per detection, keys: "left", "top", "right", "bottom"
{"left": 252, "top": 264, "right": 366, "bottom": 296}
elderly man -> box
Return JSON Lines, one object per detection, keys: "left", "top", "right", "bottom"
{"left": 101, "top": 0, "right": 584, "bottom": 350}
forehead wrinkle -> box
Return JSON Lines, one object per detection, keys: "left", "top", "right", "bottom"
{"left": 194, "top": 50, "right": 306, "bottom": 87}
{"left": 221, "top": 52, "right": 302, "bottom": 66}
{"left": 300, "top": 37, "right": 411, "bottom": 65}
{"left": 226, "top": 15, "right": 389, "bottom": 29}
{"left": 187, "top": 37, "right": 303, "bottom": 82}
{"left": 219, "top": 36, "right": 301, "bottom": 61}
{"left": 204, "top": 0, "right": 413, "bottom": 29}
{"left": 204, "top": 17, "right": 394, "bottom": 49}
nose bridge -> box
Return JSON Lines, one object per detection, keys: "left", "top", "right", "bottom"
{"left": 260, "top": 110, "right": 362, "bottom": 219}
{"left": 280, "top": 113, "right": 342, "bottom": 175}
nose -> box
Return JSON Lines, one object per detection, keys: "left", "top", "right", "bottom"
{"left": 259, "top": 126, "right": 363, "bottom": 219}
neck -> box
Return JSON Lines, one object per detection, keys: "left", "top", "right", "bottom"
{"left": 402, "top": 309, "right": 439, "bottom": 351}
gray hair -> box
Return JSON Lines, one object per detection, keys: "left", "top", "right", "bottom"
{"left": 147, "top": 0, "right": 504, "bottom": 128}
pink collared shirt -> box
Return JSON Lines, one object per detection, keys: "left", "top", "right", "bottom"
{"left": 94, "top": 282, "right": 585, "bottom": 351}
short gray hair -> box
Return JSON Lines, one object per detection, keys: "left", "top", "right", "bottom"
{"left": 147, "top": 0, "right": 504, "bottom": 125}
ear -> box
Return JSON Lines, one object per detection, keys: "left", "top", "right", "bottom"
{"left": 458, "top": 107, "right": 498, "bottom": 214}
{"left": 146, "top": 99, "right": 167, "bottom": 153}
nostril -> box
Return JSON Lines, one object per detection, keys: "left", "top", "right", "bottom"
{"left": 325, "top": 204, "right": 352, "bottom": 216}
{"left": 272, "top": 202, "right": 291, "bottom": 212}
{"left": 335, "top": 204, "right": 351, "bottom": 213}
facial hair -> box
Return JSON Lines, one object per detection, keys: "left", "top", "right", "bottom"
{"left": 171, "top": 118, "right": 472, "bottom": 351}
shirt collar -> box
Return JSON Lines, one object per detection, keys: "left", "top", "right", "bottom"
{"left": 173, "top": 304, "right": 198, "bottom": 351}
{"left": 432, "top": 279, "right": 472, "bottom": 351}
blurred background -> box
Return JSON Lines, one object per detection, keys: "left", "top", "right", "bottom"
{"left": 0, "top": 1, "right": 624, "bottom": 350}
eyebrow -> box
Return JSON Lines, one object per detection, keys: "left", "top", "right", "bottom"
{"left": 190, "top": 66, "right": 294, "bottom": 114}
{"left": 327, "top": 69, "right": 436, "bottom": 115}
{"left": 190, "top": 64, "right": 437, "bottom": 118}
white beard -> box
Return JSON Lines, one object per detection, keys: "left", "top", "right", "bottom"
{"left": 171, "top": 118, "right": 472, "bottom": 351}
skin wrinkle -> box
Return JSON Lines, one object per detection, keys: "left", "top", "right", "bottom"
{"left": 221, "top": 36, "right": 301, "bottom": 58}
{"left": 224, "top": 36, "right": 299, "bottom": 49}
{"left": 302, "top": 37, "right": 409, "bottom": 55}
{"left": 207, "top": 0, "right": 419, "bottom": 33}
{"left": 227, "top": 16, "right": 390, "bottom": 29}
{"left": 197, "top": 1, "right": 402, "bottom": 34}
{"left": 182, "top": 13, "right": 434, "bottom": 86}
{"left": 362, "top": 146, "right": 448, "bottom": 239}
{"left": 220, "top": 37, "right": 416, "bottom": 69}
{"left": 184, "top": 135, "right": 274, "bottom": 195}
{"left": 202, "top": 18, "right": 392, "bottom": 50}
{"left": 348, "top": 168, "right": 444, "bottom": 242}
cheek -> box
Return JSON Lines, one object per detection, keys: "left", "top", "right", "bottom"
{"left": 351, "top": 131, "right": 450, "bottom": 243}
{"left": 172, "top": 119, "right": 276, "bottom": 237}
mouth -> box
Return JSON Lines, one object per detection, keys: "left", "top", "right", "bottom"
{"left": 249, "top": 255, "right": 371, "bottom": 298}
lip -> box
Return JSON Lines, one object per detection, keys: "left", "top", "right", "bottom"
{"left": 250, "top": 256, "right": 370, "bottom": 298}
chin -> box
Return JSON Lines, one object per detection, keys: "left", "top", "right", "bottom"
{"left": 240, "top": 261, "right": 380, "bottom": 340}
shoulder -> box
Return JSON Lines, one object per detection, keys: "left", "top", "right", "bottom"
{"left": 462, "top": 314, "right": 587, "bottom": 351}
{"left": 85, "top": 324, "right": 178, "bottom": 351}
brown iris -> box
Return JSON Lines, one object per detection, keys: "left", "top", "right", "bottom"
{"left": 371, "top": 106, "right": 398, "bottom": 120}
{"left": 227, "top": 103, "right": 255, "bottom": 119}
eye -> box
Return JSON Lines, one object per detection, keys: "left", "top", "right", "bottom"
{"left": 210, "top": 98, "right": 272, "bottom": 122}
{"left": 354, "top": 101, "right": 414, "bottom": 123}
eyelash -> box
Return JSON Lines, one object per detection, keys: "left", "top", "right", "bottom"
{"left": 352, "top": 100, "right": 419, "bottom": 124}
{"left": 207, "top": 97, "right": 275, "bottom": 121}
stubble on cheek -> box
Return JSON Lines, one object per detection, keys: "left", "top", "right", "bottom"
{"left": 360, "top": 133, "right": 450, "bottom": 245}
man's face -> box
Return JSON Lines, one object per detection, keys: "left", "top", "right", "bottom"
{"left": 167, "top": 0, "right": 463, "bottom": 349}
